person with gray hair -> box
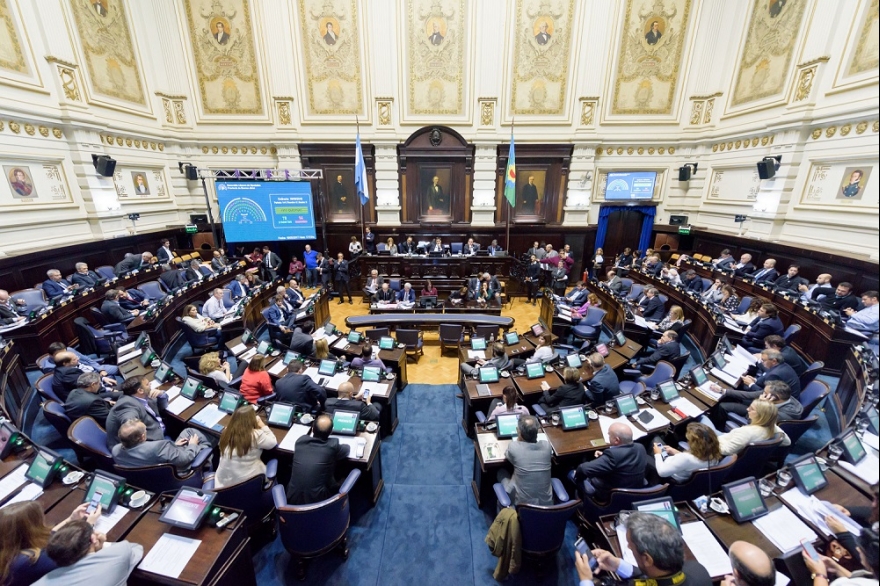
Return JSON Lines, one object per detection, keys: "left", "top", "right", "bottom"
{"left": 579, "top": 511, "right": 711, "bottom": 585}
{"left": 495, "top": 414, "right": 552, "bottom": 506}
{"left": 572, "top": 422, "right": 649, "bottom": 502}
{"left": 63, "top": 372, "right": 111, "bottom": 427}
{"left": 71, "top": 262, "right": 105, "bottom": 288}
{"left": 740, "top": 347, "right": 802, "bottom": 398}
{"left": 229, "top": 274, "right": 249, "bottom": 299}
{"left": 712, "top": 377, "right": 803, "bottom": 428}
{"left": 42, "top": 269, "right": 77, "bottom": 299}
{"left": 202, "top": 288, "right": 227, "bottom": 320}
{"left": 112, "top": 419, "right": 208, "bottom": 473}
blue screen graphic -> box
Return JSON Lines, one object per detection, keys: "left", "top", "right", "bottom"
{"left": 604, "top": 171, "right": 657, "bottom": 200}
{"left": 217, "top": 181, "right": 317, "bottom": 242}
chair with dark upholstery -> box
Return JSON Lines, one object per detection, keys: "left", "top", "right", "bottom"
{"left": 493, "top": 478, "right": 581, "bottom": 573}
{"left": 799, "top": 380, "right": 830, "bottom": 417}
{"left": 571, "top": 307, "right": 606, "bottom": 343}
{"left": 36, "top": 373, "right": 62, "bottom": 403}
{"left": 779, "top": 416, "right": 819, "bottom": 448}
{"left": 185, "top": 368, "right": 222, "bottom": 391}
{"left": 669, "top": 350, "right": 691, "bottom": 378}
{"left": 96, "top": 265, "right": 117, "bottom": 282}
{"left": 202, "top": 459, "right": 278, "bottom": 535}
{"left": 176, "top": 317, "right": 220, "bottom": 355}
{"left": 450, "top": 242, "right": 464, "bottom": 255}
{"left": 74, "top": 317, "right": 123, "bottom": 358}
{"left": 666, "top": 455, "right": 737, "bottom": 502}
{"left": 222, "top": 288, "right": 236, "bottom": 309}
{"left": 573, "top": 478, "right": 669, "bottom": 522}
{"left": 67, "top": 416, "right": 114, "bottom": 471}
{"left": 782, "top": 324, "right": 802, "bottom": 344}
{"left": 622, "top": 361, "right": 676, "bottom": 391}
{"left": 42, "top": 401, "right": 72, "bottom": 439}
{"left": 11, "top": 288, "right": 47, "bottom": 313}
{"left": 365, "top": 327, "right": 389, "bottom": 343}
{"left": 736, "top": 296, "right": 753, "bottom": 315}
{"left": 439, "top": 323, "right": 464, "bottom": 356}
{"left": 618, "top": 380, "right": 646, "bottom": 397}
{"left": 473, "top": 324, "right": 500, "bottom": 340}
{"left": 137, "top": 281, "right": 167, "bottom": 301}
{"left": 272, "top": 469, "right": 361, "bottom": 580}
{"left": 395, "top": 329, "right": 423, "bottom": 362}
{"left": 799, "top": 362, "right": 824, "bottom": 391}
{"left": 722, "top": 434, "right": 786, "bottom": 482}
{"left": 618, "top": 279, "right": 633, "bottom": 296}
{"left": 626, "top": 284, "right": 644, "bottom": 302}
{"left": 113, "top": 449, "right": 212, "bottom": 494}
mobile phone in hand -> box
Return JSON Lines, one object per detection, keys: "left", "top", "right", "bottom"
{"left": 86, "top": 491, "right": 103, "bottom": 515}
{"left": 574, "top": 537, "right": 598, "bottom": 570}
{"left": 801, "top": 538, "right": 820, "bottom": 561}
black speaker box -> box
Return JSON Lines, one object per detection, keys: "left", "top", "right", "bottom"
{"left": 185, "top": 165, "right": 199, "bottom": 181}
{"left": 91, "top": 155, "right": 116, "bottom": 177}
{"left": 678, "top": 166, "right": 692, "bottom": 181}
{"left": 669, "top": 215, "right": 688, "bottom": 226}
{"left": 757, "top": 160, "right": 776, "bottom": 180}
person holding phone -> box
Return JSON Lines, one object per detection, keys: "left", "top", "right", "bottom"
{"left": 802, "top": 524, "right": 879, "bottom": 585}
{"left": 323, "top": 381, "right": 380, "bottom": 422}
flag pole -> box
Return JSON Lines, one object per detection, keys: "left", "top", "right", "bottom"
{"left": 506, "top": 117, "right": 513, "bottom": 252}
{"left": 357, "top": 117, "right": 365, "bottom": 252}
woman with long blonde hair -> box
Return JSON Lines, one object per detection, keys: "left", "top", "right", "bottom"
{"left": 716, "top": 399, "right": 790, "bottom": 456}
{"left": 215, "top": 406, "right": 278, "bottom": 489}
{"left": 313, "top": 338, "right": 331, "bottom": 360}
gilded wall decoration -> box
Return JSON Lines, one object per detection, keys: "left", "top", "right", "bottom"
{"left": 794, "top": 65, "right": 816, "bottom": 101}
{"left": 579, "top": 98, "right": 597, "bottom": 126}
{"left": 68, "top": 0, "right": 146, "bottom": 105}
{"left": 298, "top": 0, "right": 364, "bottom": 115}
{"left": 689, "top": 100, "right": 703, "bottom": 125}
{"left": 510, "top": 0, "right": 575, "bottom": 116}
{"left": 730, "top": 0, "right": 808, "bottom": 107}
{"left": 405, "top": 0, "right": 467, "bottom": 116}
{"left": 174, "top": 101, "right": 187, "bottom": 124}
{"left": 377, "top": 99, "right": 392, "bottom": 125}
{"left": 703, "top": 97, "right": 715, "bottom": 123}
{"left": 845, "top": 0, "right": 879, "bottom": 77}
{"left": 611, "top": 0, "right": 692, "bottom": 115}
{"left": 277, "top": 100, "right": 292, "bottom": 125}
{"left": 184, "top": 0, "right": 263, "bottom": 115}
{"left": 0, "top": 162, "right": 72, "bottom": 206}
{"left": 57, "top": 65, "right": 81, "bottom": 101}
{"left": 0, "top": 0, "right": 28, "bottom": 74}
{"left": 162, "top": 98, "right": 173, "bottom": 123}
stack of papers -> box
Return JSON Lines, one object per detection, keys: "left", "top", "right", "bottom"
{"left": 732, "top": 345, "right": 759, "bottom": 364}
{"left": 839, "top": 452, "right": 880, "bottom": 485}
{"left": 333, "top": 338, "right": 350, "bottom": 350}
{"left": 779, "top": 489, "right": 862, "bottom": 537}
{"left": 694, "top": 382, "right": 723, "bottom": 401}
{"left": 166, "top": 396, "right": 194, "bottom": 416}
{"left": 303, "top": 367, "right": 351, "bottom": 390}
{"left": 669, "top": 397, "right": 704, "bottom": 418}
{"left": 0, "top": 465, "right": 28, "bottom": 501}
{"left": 190, "top": 404, "right": 226, "bottom": 430}
{"left": 228, "top": 342, "right": 247, "bottom": 356}
{"left": 478, "top": 433, "right": 510, "bottom": 462}
{"left": 268, "top": 361, "right": 287, "bottom": 376}
{"left": 752, "top": 506, "right": 818, "bottom": 553}
{"left": 278, "top": 424, "right": 311, "bottom": 451}
{"left": 632, "top": 315, "right": 649, "bottom": 329}
{"left": 361, "top": 382, "right": 390, "bottom": 398}
{"left": 598, "top": 415, "right": 647, "bottom": 442}
{"left": 117, "top": 348, "right": 143, "bottom": 364}
{"left": 94, "top": 506, "right": 130, "bottom": 534}
{"left": 467, "top": 350, "right": 485, "bottom": 360}
{"left": 681, "top": 522, "right": 732, "bottom": 577}
{"left": 139, "top": 535, "right": 202, "bottom": 578}
{"left": 164, "top": 385, "right": 181, "bottom": 402}
{"left": 1, "top": 483, "right": 43, "bottom": 508}
{"left": 633, "top": 408, "right": 670, "bottom": 432}
{"left": 239, "top": 347, "right": 257, "bottom": 362}
{"left": 862, "top": 432, "right": 879, "bottom": 451}
{"left": 723, "top": 318, "right": 746, "bottom": 333}
{"left": 149, "top": 379, "right": 164, "bottom": 390}
{"left": 710, "top": 367, "right": 740, "bottom": 387}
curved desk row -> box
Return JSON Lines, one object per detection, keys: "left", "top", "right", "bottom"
{"left": 345, "top": 313, "right": 515, "bottom": 332}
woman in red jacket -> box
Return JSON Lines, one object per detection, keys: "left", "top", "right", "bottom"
{"left": 239, "top": 354, "right": 273, "bottom": 403}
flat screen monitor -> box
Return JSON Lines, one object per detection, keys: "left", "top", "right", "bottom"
{"left": 134, "top": 332, "right": 149, "bottom": 350}
{"left": 331, "top": 410, "right": 359, "bottom": 436}
{"left": 180, "top": 377, "right": 201, "bottom": 400}
{"left": 362, "top": 366, "right": 381, "bottom": 382}
{"left": 712, "top": 353, "right": 727, "bottom": 370}
{"left": 25, "top": 448, "right": 62, "bottom": 488}
{"left": 419, "top": 295, "right": 437, "bottom": 307}
{"left": 139, "top": 349, "right": 156, "bottom": 367}
{"left": 720, "top": 334, "right": 734, "bottom": 355}
{"left": 478, "top": 365, "right": 500, "bottom": 384}
{"left": 153, "top": 362, "right": 173, "bottom": 383}
{"left": 867, "top": 406, "right": 879, "bottom": 435}
{"left": 530, "top": 323, "right": 544, "bottom": 337}
{"left": 378, "top": 337, "right": 395, "bottom": 350}
{"left": 216, "top": 180, "right": 316, "bottom": 242}
{"left": 83, "top": 470, "right": 125, "bottom": 514}
{"left": 560, "top": 406, "right": 588, "bottom": 431}
{"left": 604, "top": 171, "right": 656, "bottom": 201}
{"left": 838, "top": 430, "right": 867, "bottom": 464}
{"left": 256, "top": 340, "right": 271, "bottom": 355}
{"left": 266, "top": 403, "right": 296, "bottom": 428}
{"left": 595, "top": 344, "right": 609, "bottom": 357}
{"left": 723, "top": 477, "right": 769, "bottom": 523}
{"left": 790, "top": 454, "right": 828, "bottom": 495}
{"left": 0, "top": 421, "right": 20, "bottom": 459}
{"left": 282, "top": 350, "right": 301, "bottom": 365}
{"left": 615, "top": 331, "right": 627, "bottom": 346}
{"left": 324, "top": 323, "right": 336, "bottom": 335}
{"left": 241, "top": 328, "right": 253, "bottom": 344}
{"left": 505, "top": 332, "right": 519, "bottom": 345}
{"left": 566, "top": 354, "right": 582, "bottom": 368}
{"left": 318, "top": 359, "right": 337, "bottom": 377}
{"left": 658, "top": 380, "right": 679, "bottom": 402}
{"left": 634, "top": 497, "right": 682, "bottom": 533}
{"left": 616, "top": 395, "right": 639, "bottom": 417}
{"left": 158, "top": 486, "right": 216, "bottom": 530}
{"left": 691, "top": 365, "right": 709, "bottom": 386}
{"left": 495, "top": 413, "right": 520, "bottom": 439}
{"left": 347, "top": 331, "right": 363, "bottom": 344}
{"left": 525, "top": 362, "right": 545, "bottom": 380}
{"left": 471, "top": 337, "right": 487, "bottom": 351}
{"left": 218, "top": 390, "right": 242, "bottom": 414}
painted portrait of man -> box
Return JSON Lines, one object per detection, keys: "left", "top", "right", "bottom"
{"left": 6, "top": 166, "right": 35, "bottom": 198}
{"left": 420, "top": 168, "right": 452, "bottom": 216}
{"left": 645, "top": 20, "right": 662, "bottom": 45}
{"left": 838, "top": 167, "right": 871, "bottom": 200}
{"left": 324, "top": 21, "right": 338, "bottom": 45}
{"left": 131, "top": 172, "right": 150, "bottom": 196}
{"left": 213, "top": 20, "right": 230, "bottom": 45}
{"left": 535, "top": 21, "right": 551, "bottom": 45}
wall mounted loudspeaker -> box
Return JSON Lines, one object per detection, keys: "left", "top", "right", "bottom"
{"left": 185, "top": 165, "right": 199, "bottom": 181}
{"left": 757, "top": 156, "right": 782, "bottom": 180}
{"left": 677, "top": 163, "right": 697, "bottom": 181}
{"left": 669, "top": 215, "right": 688, "bottom": 226}
{"left": 91, "top": 154, "right": 116, "bottom": 177}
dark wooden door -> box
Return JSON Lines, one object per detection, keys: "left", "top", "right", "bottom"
{"left": 604, "top": 209, "right": 644, "bottom": 256}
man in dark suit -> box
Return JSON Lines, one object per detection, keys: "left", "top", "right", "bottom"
{"left": 261, "top": 246, "right": 282, "bottom": 281}
{"left": 759, "top": 335, "right": 806, "bottom": 376}
{"left": 741, "top": 303, "right": 784, "bottom": 352}
{"left": 713, "top": 378, "right": 802, "bottom": 428}
{"left": 639, "top": 287, "right": 666, "bottom": 322}
{"left": 713, "top": 249, "right": 735, "bottom": 269}
{"left": 564, "top": 282, "right": 589, "bottom": 306}
{"left": 105, "top": 376, "right": 169, "bottom": 450}
{"left": 286, "top": 280, "right": 306, "bottom": 306}
{"left": 681, "top": 270, "right": 705, "bottom": 294}
{"left": 374, "top": 283, "right": 396, "bottom": 303}
{"left": 397, "top": 282, "right": 416, "bottom": 304}
{"left": 183, "top": 260, "right": 205, "bottom": 285}
{"left": 114, "top": 252, "right": 152, "bottom": 277}
{"left": 521, "top": 176, "right": 539, "bottom": 213}
{"left": 159, "top": 264, "right": 186, "bottom": 291}
{"left": 572, "top": 422, "right": 649, "bottom": 501}
{"left": 645, "top": 20, "right": 662, "bottom": 44}
{"left": 461, "top": 343, "right": 510, "bottom": 377}
{"left": 42, "top": 270, "right": 77, "bottom": 299}
{"left": 289, "top": 322, "right": 316, "bottom": 356}
{"left": 324, "top": 382, "right": 380, "bottom": 422}
{"left": 52, "top": 351, "right": 117, "bottom": 402}
{"left": 117, "top": 288, "right": 149, "bottom": 310}
{"left": 333, "top": 253, "right": 352, "bottom": 304}
{"left": 605, "top": 269, "right": 623, "bottom": 295}
{"left": 262, "top": 297, "right": 292, "bottom": 335}
{"left": 286, "top": 414, "right": 350, "bottom": 504}
{"left": 633, "top": 330, "right": 681, "bottom": 372}
{"left": 64, "top": 372, "right": 112, "bottom": 428}
{"left": 276, "top": 360, "right": 326, "bottom": 411}
{"left": 71, "top": 262, "right": 105, "bottom": 288}
{"left": 464, "top": 238, "right": 480, "bottom": 255}
{"left": 584, "top": 354, "right": 619, "bottom": 406}
{"left": 399, "top": 237, "right": 417, "bottom": 255}
{"left": 0, "top": 289, "right": 27, "bottom": 325}
{"left": 771, "top": 265, "right": 808, "bottom": 294}
{"left": 487, "top": 239, "right": 503, "bottom": 255}
{"left": 101, "top": 290, "right": 138, "bottom": 325}
{"left": 731, "top": 253, "right": 756, "bottom": 277}
{"left": 812, "top": 282, "right": 860, "bottom": 313}
{"left": 747, "top": 258, "right": 778, "bottom": 284}
{"left": 112, "top": 419, "right": 208, "bottom": 473}
{"left": 317, "top": 254, "right": 332, "bottom": 289}
{"left": 740, "top": 349, "right": 802, "bottom": 398}
{"left": 211, "top": 250, "right": 228, "bottom": 272}
{"left": 156, "top": 239, "right": 174, "bottom": 265}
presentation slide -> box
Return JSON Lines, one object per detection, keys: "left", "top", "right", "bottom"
{"left": 217, "top": 181, "right": 316, "bottom": 242}
{"left": 605, "top": 171, "right": 657, "bottom": 200}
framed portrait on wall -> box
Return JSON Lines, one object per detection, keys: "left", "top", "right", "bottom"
{"left": 323, "top": 168, "right": 359, "bottom": 221}
{"left": 5, "top": 165, "right": 36, "bottom": 198}
{"left": 131, "top": 172, "right": 150, "bottom": 195}
{"left": 514, "top": 169, "right": 548, "bottom": 220}
{"left": 419, "top": 167, "right": 452, "bottom": 219}
{"left": 838, "top": 166, "right": 871, "bottom": 200}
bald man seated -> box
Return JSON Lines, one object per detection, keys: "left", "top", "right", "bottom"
{"left": 571, "top": 422, "right": 649, "bottom": 502}
{"left": 721, "top": 541, "right": 776, "bottom": 586}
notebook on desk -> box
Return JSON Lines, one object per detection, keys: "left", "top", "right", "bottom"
{"left": 476, "top": 384, "right": 492, "bottom": 397}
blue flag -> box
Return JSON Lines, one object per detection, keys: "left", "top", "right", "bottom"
{"left": 355, "top": 132, "right": 369, "bottom": 205}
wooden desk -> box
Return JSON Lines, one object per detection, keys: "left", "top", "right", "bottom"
{"left": 512, "top": 370, "right": 563, "bottom": 401}
{"left": 0, "top": 459, "right": 78, "bottom": 511}
{"left": 346, "top": 313, "right": 515, "bottom": 333}
{"left": 44, "top": 484, "right": 150, "bottom": 543}
{"left": 355, "top": 255, "right": 515, "bottom": 293}
{"left": 610, "top": 336, "right": 643, "bottom": 360}
{"left": 126, "top": 500, "right": 256, "bottom": 586}
{"left": 470, "top": 427, "right": 510, "bottom": 506}
{"left": 461, "top": 377, "right": 506, "bottom": 434}
{"left": 542, "top": 421, "right": 607, "bottom": 459}
{"left": 700, "top": 496, "right": 785, "bottom": 559}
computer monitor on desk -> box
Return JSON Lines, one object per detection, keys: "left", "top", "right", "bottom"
{"left": 419, "top": 295, "right": 437, "bottom": 308}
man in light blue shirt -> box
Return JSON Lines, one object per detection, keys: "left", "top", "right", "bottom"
{"left": 846, "top": 291, "right": 879, "bottom": 335}
{"left": 798, "top": 273, "right": 833, "bottom": 303}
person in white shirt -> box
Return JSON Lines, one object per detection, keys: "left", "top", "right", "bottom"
{"left": 199, "top": 352, "right": 231, "bottom": 384}
{"left": 845, "top": 291, "right": 879, "bottom": 336}
{"left": 525, "top": 335, "right": 554, "bottom": 364}
{"left": 798, "top": 273, "right": 833, "bottom": 303}
{"left": 487, "top": 385, "right": 530, "bottom": 420}
{"left": 349, "top": 236, "right": 362, "bottom": 258}
{"left": 202, "top": 288, "right": 227, "bottom": 320}
{"left": 215, "top": 406, "right": 278, "bottom": 489}
{"left": 711, "top": 399, "right": 790, "bottom": 456}
{"left": 653, "top": 422, "right": 721, "bottom": 483}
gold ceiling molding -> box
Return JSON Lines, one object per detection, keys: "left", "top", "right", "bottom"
{"left": 100, "top": 135, "right": 163, "bottom": 151}
{"left": 809, "top": 119, "right": 878, "bottom": 140}
{"left": 44, "top": 55, "right": 79, "bottom": 69}
{"left": 154, "top": 92, "right": 188, "bottom": 100}
{"left": 0, "top": 117, "right": 63, "bottom": 139}
{"left": 711, "top": 135, "right": 774, "bottom": 152}
{"left": 595, "top": 145, "right": 677, "bottom": 156}
{"left": 198, "top": 145, "right": 276, "bottom": 155}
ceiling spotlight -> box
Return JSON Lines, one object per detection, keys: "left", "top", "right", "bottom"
{"left": 678, "top": 163, "right": 698, "bottom": 181}
{"left": 757, "top": 155, "right": 782, "bottom": 180}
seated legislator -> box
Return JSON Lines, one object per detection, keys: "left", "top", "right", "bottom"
{"left": 713, "top": 249, "right": 735, "bottom": 269}
{"left": 312, "top": 338, "right": 332, "bottom": 361}
{"left": 614, "top": 248, "right": 633, "bottom": 272}
{"left": 798, "top": 273, "right": 833, "bottom": 303}
{"left": 0, "top": 501, "right": 103, "bottom": 586}
{"left": 239, "top": 354, "right": 274, "bottom": 404}
{"left": 52, "top": 352, "right": 117, "bottom": 403}
{"left": 115, "top": 287, "right": 149, "bottom": 311}
{"left": 584, "top": 353, "right": 620, "bottom": 406}
{"left": 229, "top": 274, "right": 249, "bottom": 299}
{"left": 722, "top": 541, "right": 778, "bottom": 586}
{"left": 211, "top": 249, "right": 229, "bottom": 272}
{"left": 0, "top": 289, "right": 27, "bottom": 324}
{"left": 538, "top": 367, "right": 585, "bottom": 412}
{"left": 112, "top": 419, "right": 208, "bottom": 473}
{"left": 496, "top": 415, "right": 552, "bottom": 507}
{"left": 397, "top": 282, "right": 416, "bottom": 304}
{"left": 70, "top": 263, "right": 106, "bottom": 289}
{"left": 159, "top": 264, "right": 186, "bottom": 292}
{"left": 771, "top": 265, "right": 808, "bottom": 294}
{"left": 448, "top": 285, "right": 472, "bottom": 304}
{"left": 681, "top": 270, "right": 705, "bottom": 294}
{"left": 572, "top": 422, "right": 649, "bottom": 501}
{"left": 421, "top": 279, "right": 438, "bottom": 297}
{"left": 632, "top": 330, "right": 681, "bottom": 372}
{"left": 644, "top": 255, "right": 664, "bottom": 277}
{"left": 638, "top": 287, "right": 665, "bottom": 321}
{"left": 384, "top": 238, "right": 398, "bottom": 255}
{"left": 803, "top": 526, "right": 880, "bottom": 586}
{"left": 245, "top": 271, "right": 263, "bottom": 289}
{"left": 565, "top": 281, "right": 589, "bottom": 307}
{"left": 757, "top": 334, "right": 806, "bottom": 376}
{"left": 581, "top": 512, "right": 712, "bottom": 586}
{"left": 263, "top": 295, "right": 293, "bottom": 335}
{"left": 202, "top": 288, "right": 227, "bottom": 320}
{"left": 653, "top": 422, "right": 722, "bottom": 483}
{"left": 245, "top": 247, "right": 263, "bottom": 267}
{"left": 113, "top": 251, "right": 152, "bottom": 277}
{"left": 285, "top": 414, "right": 350, "bottom": 505}
{"left": 746, "top": 258, "right": 779, "bottom": 284}
{"left": 739, "top": 349, "right": 802, "bottom": 397}
{"left": 486, "top": 385, "right": 530, "bottom": 421}
{"left": 488, "top": 239, "right": 503, "bottom": 255}
{"left": 712, "top": 379, "right": 802, "bottom": 429}
{"left": 741, "top": 303, "right": 784, "bottom": 353}
{"left": 812, "top": 282, "right": 861, "bottom": 313}
{"left": 286, "top": 279, "right": 306, "bottom": 305}
{"left": 324, "top": 381, "right": 380, "bottom": 422}
{"left": 43, "top": 341, "right": 119, "bottom": 376}
{"left": 709, "top": 399, "right": 791, "bottom": 457}
{"left": 214, "top": 406, "right": 278, "bottom": 489}
{"left": 100, "top": 290, "right": 138, "bottom": 325}
{"left": 429, "top": 237, "right": 444, "bottom": 253}
{"left": 605, "top": 269, "right": 623, "bottom": 295}
{"left": 351, "top": 344, "right": 391, "bottom": 373}
{"left": 660, "top": 267, "right": 682, "bottom": 287}
{"left": 289, "top": 321, "right": 316, "bottom": 356}
{"left": 199, "top": 352, "right": 231, "bottom": 385}
{"left": 105, "top": 376, "right": 169, "bottom": 450}
{"left": 42, "top": 270, "right": 77, "bottom": 299}
{"left": 731, "top": 253, "right": 756, "bottom": 277}
{"left": 572, "top": 294, "right": 602, "bottom": 321}
{"left": 374, "top": 282, "right": 396, "bottom": 303}
{"left": 647, "top": 305, "right": 685, "bottom": 333}
{"left": 183, "top": 260, "right": 205, "bottom": 285}
{"left": 34, "top": 520, "right": 142, "bottom": 586}
{"left": 276, "top": 360, "right": 326, "bottom": 411}
{"left": 845, "top": 290, "right": 879, "bottom": 337}
{"left": 63, "top": 373, "right": 111, "bottom": 428}
{"left": 525, "top": 335, "right": 554, "bottom": 364}
{"left": 363, "top": 269, "right": 382, "bottom": 297}
{"left": 701, "top": 278, "right": 726, "bottom": 304}
{"left": 398, "top": 236, "right": 417, "bottom": 255}
{"left": 180, "top": 304, "right": 220, "bottom": 344}
{"left": 461, "top": 342, "right": 509, "bottom": 377}
{"left": 464, "top": 238, "right": 479, "bottom": 255}
{"left": 718, "top": 285, "right": 740, "bottom": 313}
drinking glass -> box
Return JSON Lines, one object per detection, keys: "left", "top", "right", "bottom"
{"left": 827, "top": 444, "right": 844, "bottom": 466}
{"left": 776, "top": 469, "right": 792, "bottom": 489}
{"left": 758, "top": 478, "right": 775, "bottom": 498}
{"left": 856, "top": 417, "right": 870, "bottom": 437}
{"left": 650, "top": 387, "right": 661, "bottom": 402}
{"left": 551, "top": 413, "right": 560, "bottom": 426}
{"left": 604, "top": 400, "right": 616, "bottom": 415}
